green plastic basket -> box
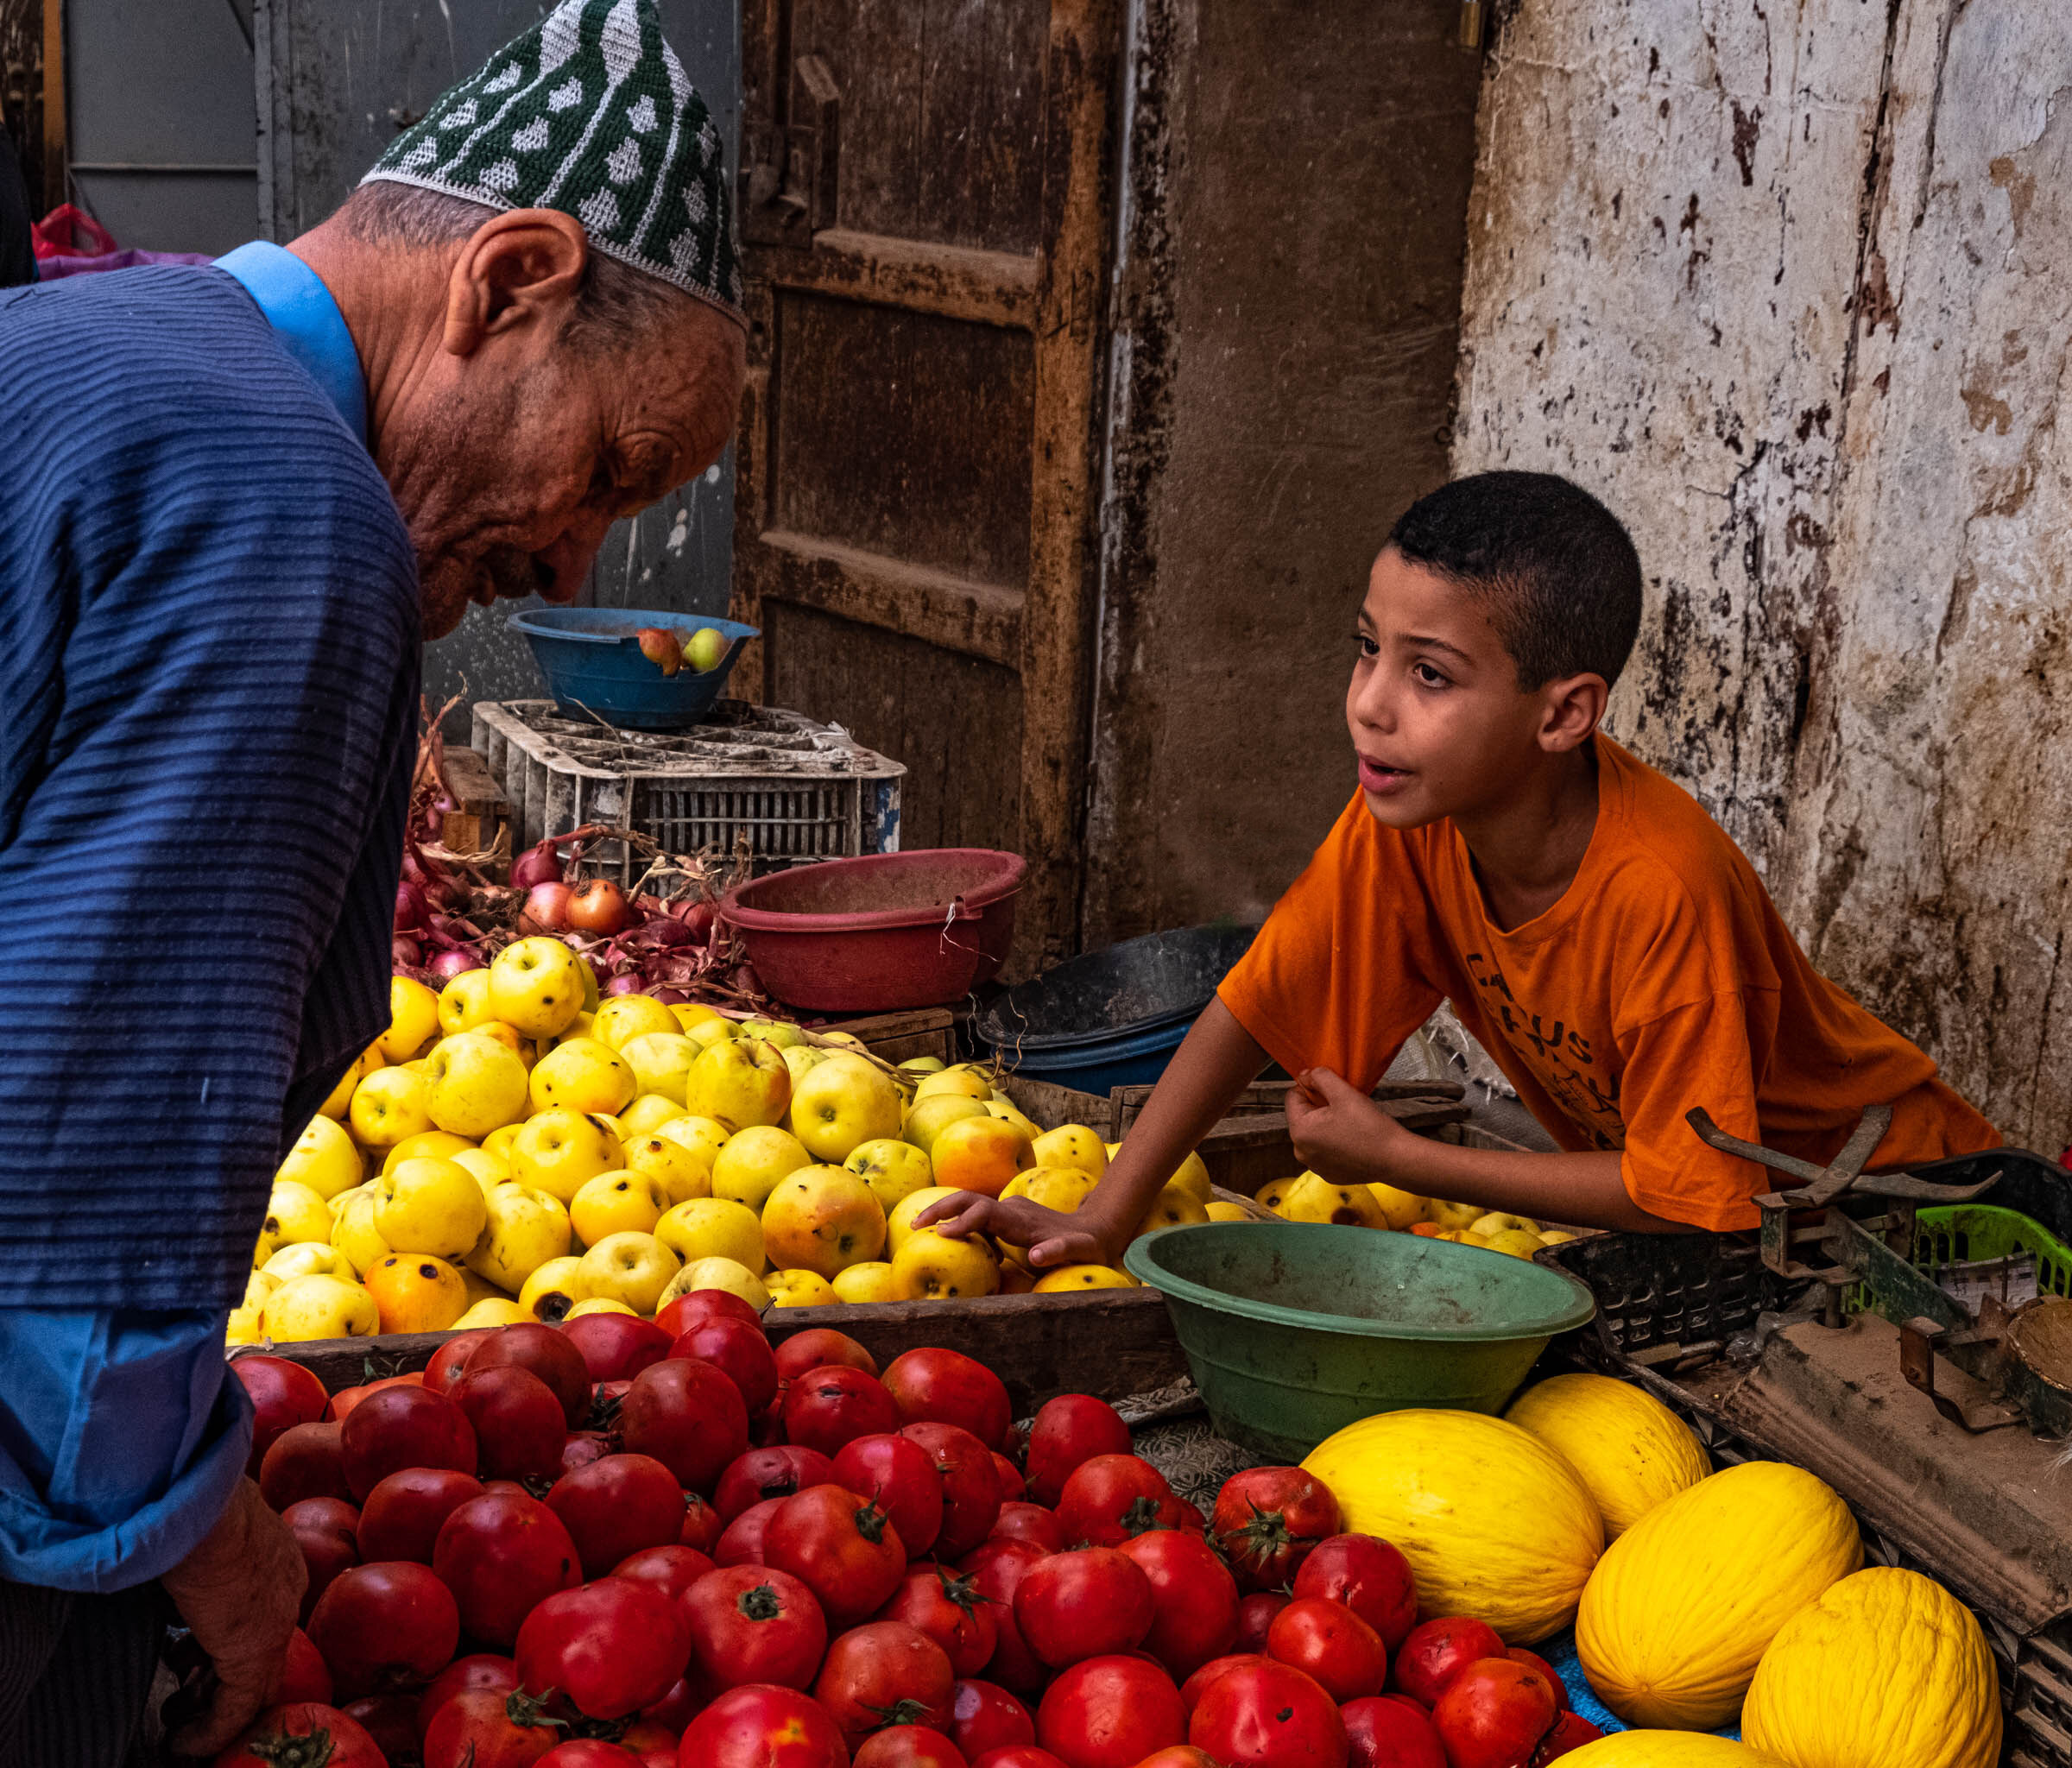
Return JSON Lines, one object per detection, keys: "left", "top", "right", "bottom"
{"left": 1123, "top": 1222, "right": 1597, "bottom": 1461}
{"left": 1914, "top": 1203, "right": 2072, "bottom": 1298}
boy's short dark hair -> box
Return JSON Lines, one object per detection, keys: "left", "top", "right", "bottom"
{"left": 1388, "top": 471, "right": 1643, "bottom": 689}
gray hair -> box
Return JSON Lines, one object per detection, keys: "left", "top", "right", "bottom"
{"left": 335, "top": 180, "right": 704, "bottom": 359}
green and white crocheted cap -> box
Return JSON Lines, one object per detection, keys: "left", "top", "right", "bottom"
{"left": 361, "top": 0, "right": 743, "bottom": 325}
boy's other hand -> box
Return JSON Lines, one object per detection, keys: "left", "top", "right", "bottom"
{"left": 913, "top": 1190, "right": 1113, "bottom": 1270}
{"left": 1286, "top": 1066, "right": 1419, "bottom": 1186}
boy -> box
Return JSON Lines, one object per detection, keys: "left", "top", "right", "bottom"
{"left": 924, "top": 471, "right": 1998, "bottom": 1263}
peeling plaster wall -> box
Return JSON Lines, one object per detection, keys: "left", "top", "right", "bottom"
{"left": 1456, "top": 1, "right": 2072, "bottom": 1145}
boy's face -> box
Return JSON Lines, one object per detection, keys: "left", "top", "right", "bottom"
{"left": 1347, "top": 546, "right": 1586, "bottom": 830}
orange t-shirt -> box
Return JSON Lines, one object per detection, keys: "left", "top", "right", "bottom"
{"left": 1217, "top": 738, "right": 1998, "bottom": 1230}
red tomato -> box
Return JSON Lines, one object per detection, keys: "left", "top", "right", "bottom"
{"left": 1055, "top": 1456, "right": 1194, "bottom": 1549}
{"left": 1391, "top": 1618, "right": 1505, "bottom": 1707}
{"left": 432, "top": 1490, "right": 584, "bottom": 1648}
{"left": 1267, "top": 1598, "right": 1387, "bottom": 1702}
{"left": 561, "top": 1311, "right": 673, "bottom": 1383}
{"left": 355, "top": 1467, "right": 481, "bottom": 1565}
{"left": 988, "top": 1505, "right": 1065, "bottom": 1553}
{"left": 956, "top": 1538, "right": 1052, "bottom": 1694}
{"left": 681, "top": 1490, "right": 723, "bottom": 1554}
{"left": 717, "top": 1495, "right": 787, "bottom": 1567}
{"left": 681, "top": 1684, "right": 850, "bottom": 1768}
{"left": 262, "top": 1422, "right": 353, "bottom": 1512}
{"left": 813, "top": 1621, "right": 956, "bottom": 1746}
{"left": 327, "top": 1372, "right": 425, "bottom": 1424}
{"left": 422, "top": 1688, "right": 562, "bottom": 1768}
{"left": 1430, "top": 1659, "right": 1557, "bottom": 1768}
{"left": 1190, "top": 1661, "right": 1347, "bottom": 1765}
{"left": 1339, "top": 1695, "right": 1445, "bottom": 1768}
{"left": 279, "top": 1626, "right": 332, "bottom": 1706}
{"left": 424, "top": 1328, "right": 499, "bottom": 1396}
{"left": 516, "top": 1578, "right": 692, "bottom": 1720}
{"left": 1132, "top": 1752, "right": 1220, "bottom": 1768}
{"left": 1178, "top": 1654, "right": 1268, "bottom": 1717}
{"left": 538, "top": 1743, "right": 641, "bottom": 1767}
{"left": 1024, "top": 1396, "right": 1133, "bottom": 1510}
{"left": 654, "top": 1287, "right": 763, "bottom": 1340}
{"left": 338, "top": 1385, "right": 477, "bottom": 1502}
{"left": 1531, "top": 1712, "right": 1605, "bottom": 1761}
{"left": 1292, "top": 1537, "right": 1418, "bottom": 1655}
{"left": 881, "top": 1349, "right": 1013, "bottom": 1449}
{"left": 717, "top": 1444, "right": 839, "bottom": 1523}
{"left": 900, "top": 1423, "right": 1001, "bottom": 1558}
{"left": 1035, "top": 1654, "right": 1186, "bottom": 1768}
{"left": 1507, "top": 1648, "right": 1567, "bottom": 1711}
{"left": 1012, "top": 1549, "right": 1155, "bottom": 1669}
{"left": 682, "top": 1563, "right": 829, "bottom": 1689}
{"left": 854, "top": 1726, "right": 967, "bottom": 1768}
{"left": 1115, "top": 1529, "right": 1241, "bottom": 1680}
{"left": 1210, "top": 1468, "right": 1342, "bottom": 1594}
{"left": 548, "top": 1452, "right": 689, "bottom": 1577}
{"left": 831, "top": 1433, "right": 946, "bottom": 1559}
{"left": 674, "top": 1317, "right": 782, "bottom": 1413}
{"left": 470, "top": 1323, "right": 595, "bottom": 1428}
{"left": 786, "top": 1365, "right": 904, "bottom": 1457}
{"left": 232, "top": 1354, "right": 331, "bottom": 1479}
{"left": 641, "top": 1676, "right": 704, "bottom": 1734}
{"left": 990, "top": 1455, "right": 1025, "bottom": 1502}
{"left": 282, "top": 1496, "right": 360, "bottom": 1624}
{"left": 951, "top": 1679, "right": 1035, "bottom": 1759}
{"left": 416, "top": 1652, "right": 518, "bottom": 1740}
{"left": 613, "top": 1544, "right": 717, "bottom": 1605}
{"left": 764, "top": 1484, "right": 910, "bottom": 1626}
{"left": 621, "top": 1357, "right": 751, "bottom": 1493}
{"left": 214, "top": 1702, "right": 385, "bottom": 1768}
{"left": 970, "top": 1752, "right": 1070, "bottom": 1768}
{"left": 562, "top": 1431, "right": 614, "bottom": 1476}
{"left": 341, "top": 1693, "right": 420, "bottom": 1765}
{"left": 620, "top": 1720, "right": 680, "bottom": 1757}
{"left": 773, "top": 1327, "right": 879, "bottom": 1380}
{"left": 306, "top": 1562, "right": 460, "bottom": 1700}
{"left": 1233, "top": 1593, "right": 1287, "bottom": 1655}
{"left": 881, "top": 1563, "right": 998, "bottom": 1676}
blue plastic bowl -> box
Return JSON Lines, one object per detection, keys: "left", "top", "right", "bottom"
{"left": 508, "top": 608, "right": 759, "bottom": 730}
{"left": 991, "top": 1015, "right": 1196, "bottom": 1092}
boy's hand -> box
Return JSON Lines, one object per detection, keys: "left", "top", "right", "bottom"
{"left": 1286, "top": 1066, "right": 1421, "bottom": 1186}
{"left": 913, "top": 1190, "right": 1114, "bottom": 1270}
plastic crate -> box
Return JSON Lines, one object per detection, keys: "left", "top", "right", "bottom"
{"left": 471, "top": 698, "right": 904, "bottom": 890}
{"left": 1914, "top": 1203, "right": 2072, "bottom": 1309}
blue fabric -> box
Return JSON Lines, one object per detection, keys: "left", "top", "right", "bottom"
{"left": 1539, "top": 1626, "right": 1742, "bottom": 1740}
{"left": 0, "top": 257, "right": 419, "bottom": 1587}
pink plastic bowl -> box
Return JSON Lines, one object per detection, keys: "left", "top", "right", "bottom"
{"left": 719, "top": 849, "right": 1027, "bottom": 1012}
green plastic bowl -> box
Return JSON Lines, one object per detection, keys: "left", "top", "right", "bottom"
{"left": 1123, "top": 1223, "right": 1597, "bottom": 1461}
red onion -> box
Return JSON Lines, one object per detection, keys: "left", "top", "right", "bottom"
{"left": 392, "top": 933, "right": 424, "bottom": 969}
{"left": 519, "top": 881, "right": 572, "bottom": 934}
{"left": 394, "top": 880, "right": 428, "bottom": 931}
{"left": 603, "top": 973, "right": 649, "bottom": 997}
{"left": 679, "top": 901, "right": 716, "bottom": 939}
{"left": 428, "top": 947, "right": 480, "bottom": 982}
{"left": 641, "top": 917, "right": 696, "bottom": 949}
{"left": 567, "top": 879, "right": 633, "bottom": 937}
{"left": 650, "top": 988, "right": 688, "bottom": 1004}
{"left": 733, "top": 963, "right": 761, "bottom": 995}
{"left": 511, "top": 839, "right": 563, "bottom": 891}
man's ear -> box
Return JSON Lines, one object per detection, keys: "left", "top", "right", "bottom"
{"left": 1538, "top": 671, "right": 1610, "bottom": 753}
{"left": 442, "top": 208, "right": 589, "bottom": 357}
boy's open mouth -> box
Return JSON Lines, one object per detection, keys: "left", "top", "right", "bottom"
{"left": 1357, "top": 754, "right": 1412, "bottom": 794}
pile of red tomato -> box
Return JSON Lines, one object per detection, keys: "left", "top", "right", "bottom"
{"left": 225, "top": 1297, "right": 1605, "bottom": 1768}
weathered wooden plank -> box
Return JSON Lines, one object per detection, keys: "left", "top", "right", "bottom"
{"left": 754, "top": 530, "right": 1025, "bottom": 667}
{"left": 757, "top": 228, "right": 1039, "bottom": 330}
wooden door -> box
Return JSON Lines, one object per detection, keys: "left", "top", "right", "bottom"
{"left": 730, "top": 0, "right": 1119, "bottom": 974}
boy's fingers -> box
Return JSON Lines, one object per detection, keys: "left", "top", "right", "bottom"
{"left": 1027, "top": 1228, "right": 1100, "bottom": 1270}
{"left": 1307, "top": 1067, "right": 1365, "bottom": 1103}
{"left": 915, "top": 1194, "right": 981, "bottom": 1234}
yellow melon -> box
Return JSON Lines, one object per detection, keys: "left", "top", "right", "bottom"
{"left": 1741, "top": 1567, "right": 2000, "bottom": 1768}
{"left": 1560, "top": 1735, "right": 1788, "bottom": 1766}
{"left": 1505, "top": 1373, "right": 1711, "bottom": 1539}
{"left": 1577, "top": 1461, "right": 1862, "bottom": 1731}
{"left": 1301, "top": 1408, "right": 1603, "bottom": 1643}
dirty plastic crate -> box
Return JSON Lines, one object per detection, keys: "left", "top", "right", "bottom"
{"left": 471, "top": 698, "right": 905, "bottom": 891}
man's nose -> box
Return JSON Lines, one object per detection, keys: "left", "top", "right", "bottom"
{"left": 534, "top": 526, "right": 610, "bottom": 604}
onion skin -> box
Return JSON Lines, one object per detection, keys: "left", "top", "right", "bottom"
{"left": 567, "top": 880, "right": 633, "bottom": 937}
{"left": 393, "top": 933, "right": 424, "bottom": 969}
{"left": 650, "top": 988, "right": 688, "bottom": 1005}
{"left": 429, "top": 948, "right": 480, "bottom": 982}
{"left": 603, "top": 973, "right": 648, "bottom": 997}
{"left": 510, "top": 840, "right": 563, "bottom": 892}
{"left": 394, "top": 881, "right": 428, "bottom": 931}
{"left": 519, "top": 882, "right": 572, "bottom": 934}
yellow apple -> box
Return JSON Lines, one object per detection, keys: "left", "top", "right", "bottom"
{"left": 262, "top": 1242, "right": 346, "bottom": 1283}
{"left": 380, "top": 1130, "right": 477, "bottom": 1180}
{"left": 567, "top": 1297, "right": 638, "bottom": 1318}
{"left": 511, "top": 1108, "right": 622, "bottom": 1204}
{"left": 913, "top": 1065, "right": 994, "bottom": 1104}
{"left": 261, "top": 1273, "right": 378, "bottom": 1342}
{"left": 1471, "top": 1210, "right": 1542, "bottom": 1239}
{"left": 528, "top": 1037, "right": 636, "bottom": 1116}
{"left": 276, "top": 1114, "right": 363, "bottom": 1201}
{"left": 656, "top": 1114, "right": 732, "bottom": 1166}
{"left": 761, "top": 1167, "right": 888, "bottom": 1279}
{"left": 572, "top": 1170, "right": 670, "bottom": 1245}
{"left": 319, "top": 1046, "right": 377, "bottom": 1121}
{"left": 656, "top": 1197, "right": 766, "bottom": 1272}
{"left": 379, "top": 976, "right": 441, "bottom": 1063}
{"left": 898, "top": 1057, "right": 947, "bottom": 1077}
{"left": 671, "top": 1001, "right": 725, "bottom": 1032}
{"left": 1033, "top": 1264, "right": 1135, "bottom": 1292}
{"left": 348, "top": 1065, "right": 433, "bottom": 1148}
{"left": 766, "top": 1269, "right": 840, "bottom": 1307}
{"left": 818, "top": 1032, "right": 868, "bottom": 1051}
{"left": 1538, "top": 1229, "right": 1579, "bottom": 1247}
{"left": 244, "top": 1270, "right": 281, "bottom": 1311}
{"left": 787, "top": 1058, "right": 904, "bottom": 1164}
{"left": 466, "top": 1184, "right": 572, "bottom": 1292}
{"left": 887, "top": 1186, "right": 963, "bottom": 1254}
{"left": 552, "top": 1011, "right": 597, "bottom": 1050}
{"left": 1166, "top": 1152, "right": 1213, "bottom": 1206}
{"left": 364, "top": 1251, "right": 469, "bottom": 1334}
{"left": 225, "top": 1306, "right": 263, "bottom": 1346}
{"left": 684, "top": 1018, "right": 739, "bottom": 1054}
{"left": 891, "top": 1231, "right": 1000, "bottom": 1301}
{"left": 781, "top": 1045, "right": 828, "bottom": 1083}
{"left": 328, "top": 1188, "right": 388, "bottom": 1278}
{"left": 660, "top": 1256, "right": 770, "bottom": 1311}
{"left": 1424, "top": 1198, "right": 1487, "bottom": 1234}
{"left": 460, "top": 1266, "right": 509, "bottom": 1305}
{"left": 685, "top": 1037, "right": 793, "bottom": 1130}
{"left": 424, "top": 1032, "right": 531, "bottom": 1139}
{"left": 452, "top": 1146, "right": 513, "bottom": 1193}
{"left": 843, "top": 1139, "right": 936, "bottom": 1216}
{"left": 1206, "top": 1200, "right": 1254, "bottom": 1222}
{"left": 620, "top": 1032, "right": 698, "bottom": 1105}
{"left": 985, "top": 1100, "right": 1043, "bottom": 1140}
{"left": 831, "top": 1262, "right": 898, "bottom": 1304}
{"left": 712, "top": 1125, "right": 812, "bottom": 1212}
{"left": 453, "top": 1297, "right": 528, "bottom": 1329}
{"left": 483, "top": 1122, "right": 525, "bottom": 1162}
{"left": 623, "top": 1133, "right": 713, "bottom": 1205}
{"left": 518, "top": 1254, "right": 589, "bottom": 1322}
{"left": 931, "top": 1115, "right": 1035, "bottom": 1198}
{"left": 1275, "top": 1174, "right": 1387, "bottom": 1228}
{"left": 1030, "top": 1124, "right": 1108, "bottom": 1181}
{"left": 592, "top": 994, "right": 681, "bottom": 1051}
{"left": 438, "top": 969, "right": 496, "bottom": 1036}
{"left": 902, "top": 1094, "right": 988, "bottom": 1158}
{"left": 738, "top": 1018, "right": 805, "bottom": 1050}
{"left": 1367, "top": 1182, "right": 1428, "bottom": 1231}
{"left": 376, "top": 1156, "right": 490, "bottom": 1258}
{"left": 1484, "top": 1228, "right": 1544, "bottom": 1259}
{"left": 619, "top": 1093, "right": 687, "bottom": 1138}
{"left": 1132, "top": 1184, "right": 1210, "bottom": 1238}
{"left": 261, "top": 1181, "right": 333, "bottom": 1254}
{"left": 578, "top": 1231, "right": 679, "bottom": 1314}
{"left": 489, "top": 938, "right": 587, "bottom": 1039}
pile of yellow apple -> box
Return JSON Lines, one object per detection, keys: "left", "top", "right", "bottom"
{"left": 237, "top": 937, "right": 1216, "bottom": 1346}
{"left": 1250, "top": 1172, "right": 1578, "bottom": 1258}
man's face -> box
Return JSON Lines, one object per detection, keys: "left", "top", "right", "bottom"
{"left": 383, "top": 302, "right": 744, "bottom": 640}
{"left": 1345, "top": 546, "right": 1551, "bottom": 829}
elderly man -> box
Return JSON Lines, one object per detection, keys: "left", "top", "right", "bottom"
{"left": 0, "top": 3, "right": 744, "bottom": 1758}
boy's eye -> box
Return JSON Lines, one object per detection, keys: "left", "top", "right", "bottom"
{"left": 1412, "top": 661, "right": 1450, "bottom": 687}
{"left": 1354, "top": 632, "right": 1380, "bottom": 660}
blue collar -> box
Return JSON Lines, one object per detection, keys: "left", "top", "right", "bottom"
{"left": 212, "top": 241, "right": 368, "bottom": 448}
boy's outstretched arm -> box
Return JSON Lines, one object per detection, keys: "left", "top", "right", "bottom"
{"left": 916, "top": 997, "right": 1271, "bottom": 1266}
{"left": 1288, "top": 1068, "right": 1686, "bottom": 1232}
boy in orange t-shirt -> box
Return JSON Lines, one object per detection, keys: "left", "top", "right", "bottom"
{"left": 923, "top": 470, "right": 1996, "bottom": 1259}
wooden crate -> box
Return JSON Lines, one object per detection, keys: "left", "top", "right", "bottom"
{"left": 821, "top": 1006, "right": 957, "bottom": 1065}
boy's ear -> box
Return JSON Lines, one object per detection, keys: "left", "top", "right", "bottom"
{"left": 1538, "top": 671, "right": 1610, "bottom": 754}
